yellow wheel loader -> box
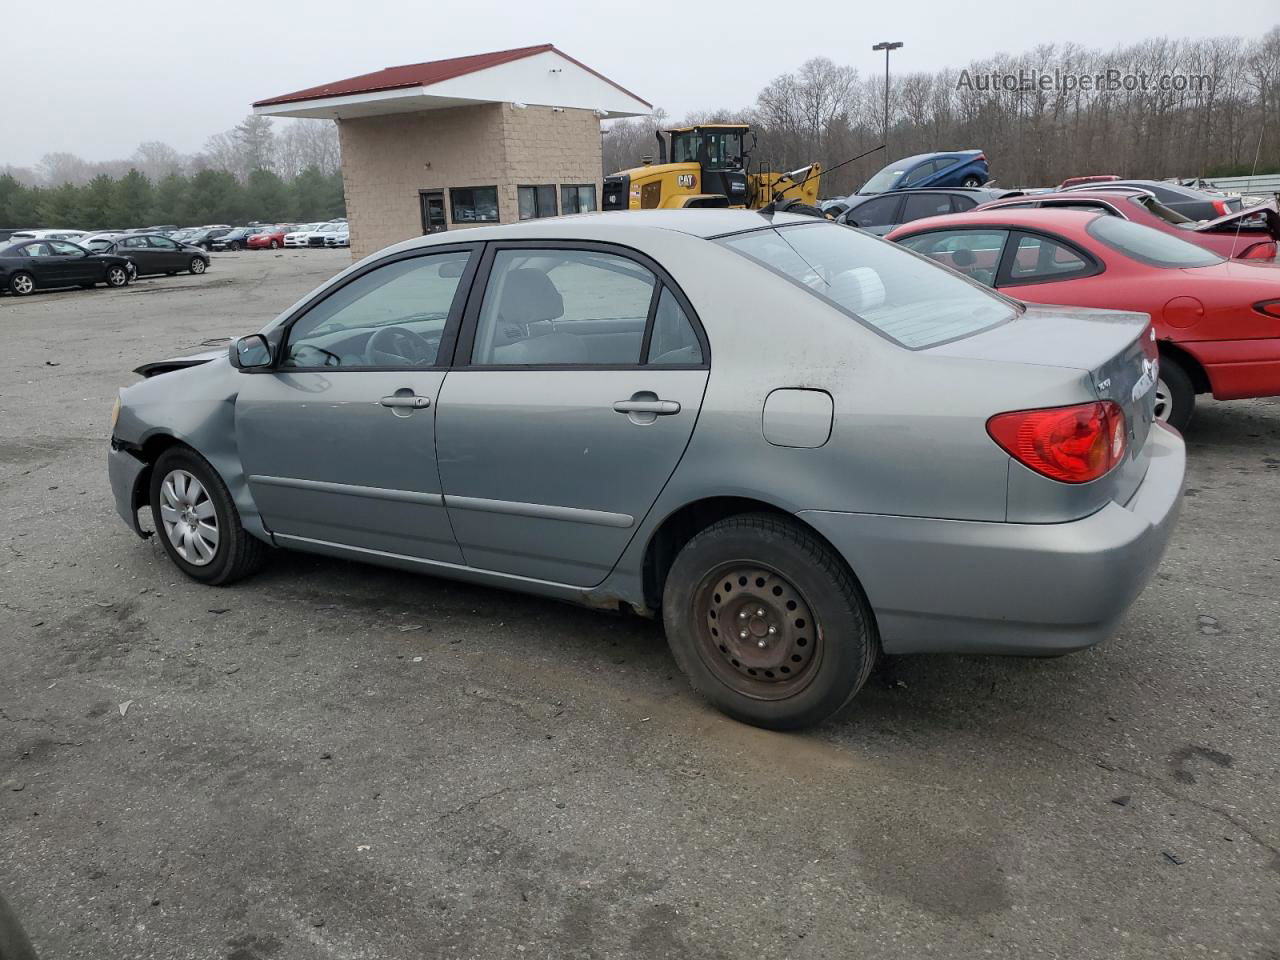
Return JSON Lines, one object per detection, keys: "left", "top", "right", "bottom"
{"left": 602, "top": 124, "right": 826, "bottom": 215}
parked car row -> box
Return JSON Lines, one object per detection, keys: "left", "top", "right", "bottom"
{"left": 1, "top": 220, "right": 347, "bottom": 252}
{"left": 1, "top": 232, "right": 211, "bottom": 296}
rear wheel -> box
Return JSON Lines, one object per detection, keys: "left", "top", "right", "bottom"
{"left": 1155, "top": 354, "right": 1195, "bottom": 432}
{"left": 149, "top": 447, "right": 268, "bottom": 585}
{"left": 662, "top": 514, "right": 878, "bottom": 730}
{"left": 9, "top": 271, "right": 35, "bottom": 296}
{"left": 962, "top": 175, "right": 983, "bottom": 187}
{"left": 269, "top": 239, "right": 279, "bottom": 249}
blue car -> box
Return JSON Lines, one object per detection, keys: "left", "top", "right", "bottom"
{"left": 858, "top": 150, "right": 989, "bottom": 194}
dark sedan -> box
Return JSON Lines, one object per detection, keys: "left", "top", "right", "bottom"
{"left": 1062, "top": 180, "right": 1243, "bottom": 220}
{"left": 0, "top": 238, "right": 132, "bottom": 295}
{"left": 84, "top": 233, "right": 210, "bottom": 277}
{"left": 836, "top": 187, "right": 1022, "bottom": 236}
{"left": 185, "top": 227, "right": 232, "bottom": 250}
{"left": 210, "top": 227, "right": 259, "bottom": 251}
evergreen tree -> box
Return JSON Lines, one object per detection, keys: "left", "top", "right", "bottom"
{"left": 110, "top": 169, "right": 155, "bottom": 227}
{"left": 81, "top": 174, "right": 116, "bottom": 229}
{"left": 245, "top": 168, "right": 291, "bottom": 221}
{"left": 39, "top": 183, "right": 83, "bottom": 227}
{"left": 187, "top": 169, "right": 245, "bottom": 224}
{"left": 152, "top": 173, "right": 192, "bottom": 225}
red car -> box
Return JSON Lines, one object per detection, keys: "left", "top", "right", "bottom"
{"left": 887, "top": 209, "right": 1280, "bottom": 429}
{"left": 246, "top": 225, "right": 293, "bottom": 250}
{"left": 975, "top": 188, "right": 1278, "bottom": 261}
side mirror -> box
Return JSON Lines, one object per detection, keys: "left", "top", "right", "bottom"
{"left": 230, "top": 334, "right": 272, "bottom": 370}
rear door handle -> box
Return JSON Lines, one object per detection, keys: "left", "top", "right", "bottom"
{"left": 613, "top": 399, "right": 680, "bottom": 416}
{"left": 380, "top": 395, "right": 430, "bottom": 408}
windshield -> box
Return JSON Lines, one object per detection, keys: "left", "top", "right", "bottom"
{"left": 860, "top": 161, "right": 909, "bottom": 194}
{"left": 719, "top": 222, "right": 1015, "bottom": 349}
{"left": 705, "top": 131, "right": 743, "bottom": 169}
{"left": 1087, "top": 215, "right": 1223, "bottom": 268}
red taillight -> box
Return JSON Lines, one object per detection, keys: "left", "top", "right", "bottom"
{"left": 1256, "top": 299, "right": 1280, "bottom": 319}
{"left": 987, "top": 401, "right": 1127, "bottom": 484}
{"left": 1212, "top": 198, "right": 1230, "bottom": 216}
{"left": 1240, "top": 241, "right": 1277, "bottom": 261}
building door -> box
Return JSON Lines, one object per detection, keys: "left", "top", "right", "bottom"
{"left": 420, "top": 191, "right": 448, "bottom": 234}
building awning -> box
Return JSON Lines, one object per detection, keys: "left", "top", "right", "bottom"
{"left": 254, "top": 44, "right": 651, "bottom": 120}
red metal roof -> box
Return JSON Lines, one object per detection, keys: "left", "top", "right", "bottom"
{"left": 254, "top": 44, "right": 651, "bottom": 109}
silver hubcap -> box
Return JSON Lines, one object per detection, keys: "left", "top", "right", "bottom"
{"left": 14, "top": 275, "right": 33, "bottom": 293}
{"left": 1153, "top": 378, "right": 1172, "bottom": 422}
{"left": 160, "top": 469, "right": 219, "bottom": 566}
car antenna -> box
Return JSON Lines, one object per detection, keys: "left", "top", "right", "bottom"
{"left": 761, "top": 144, "right": 887, "bottom": 217}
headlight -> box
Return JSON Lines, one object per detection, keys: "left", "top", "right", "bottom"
{"left": 110, "top": 395, "right": 121, "bottom": 431}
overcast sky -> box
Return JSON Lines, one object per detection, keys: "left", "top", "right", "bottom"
{"left": 8, "top": 0, "right": 1275, "bottom": 168}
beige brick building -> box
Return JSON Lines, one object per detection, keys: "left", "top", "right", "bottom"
{"left": 254, "top": 45, "right": 650, "bottom": 260}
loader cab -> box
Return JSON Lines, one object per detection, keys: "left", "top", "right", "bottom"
{"left": 666, "top": 125, "right": 751, "bottom": 206}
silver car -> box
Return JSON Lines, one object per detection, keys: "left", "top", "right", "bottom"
{"left": 108, "top": 211, "right": 1185, "bottom": 729}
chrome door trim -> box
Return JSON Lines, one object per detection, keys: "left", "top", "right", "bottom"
{"left": 249, "top": 474, "right": 444, "bottom": 506}
{"left": 443, "top": 494, "right": 635, "bottom": 529}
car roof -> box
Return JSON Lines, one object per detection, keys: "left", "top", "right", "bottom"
{"left": 891, "top": 208, "right": 1105, "bottom": 237}
{"left": 375, "top": 209, "right": 824, "bottom": 258}
{"left": 986, "top": 188, "right": 1152, "bottom": 204}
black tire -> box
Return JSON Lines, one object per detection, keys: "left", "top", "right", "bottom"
{"left": 228, "top": 241, "right": 241, "bottom": 251}
{"left": 1156, "top": 353, "right": 1195, "bottom": 432}
{"left": 149, "top": 446, "right": 269, "bottom": 586}
{"left": 189, "top": 257, "right": 206, "bottom": 275}
{"left": 269, "top": 240, "right": 279, "bottom": 249}
{"left": 105, "top": 265, "right": 129, "bottom": 288}
{"left": 8, "top": 271, "right": 35, "bottom": 296}
{"left": 961, "top": 175, "right": 983, "bottom": 187}
{"left": 662, "top": 514, "right": 878, "bottom": 730}
{"left": 779, "top": 201, "right": 830, "bottom": 219}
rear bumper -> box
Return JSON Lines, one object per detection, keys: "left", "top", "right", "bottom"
{"left": 108, "top": 444, "right": 150, "bottom": 538}
{"left": 799, "top": 423, "right": 1185, "bottom": 655}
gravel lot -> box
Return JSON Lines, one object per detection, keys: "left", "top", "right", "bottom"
{"left": 1, "top": 249, "right": 1277, "bottom": 959}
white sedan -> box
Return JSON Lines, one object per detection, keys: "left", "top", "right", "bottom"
{"left": 283, "top": 223, "right": 323, "bottom": 248}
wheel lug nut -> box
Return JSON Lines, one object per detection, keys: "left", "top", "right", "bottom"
{"left": 739, "top": 630, "right": 749, "bottom": 639}
{"left": 739, "top": 610, "right": 748, "bottom": 620}
{"left": 768, "top": 626, "right": 777, "bottom": 635}
{"left": 756, "top": 608, "right": 765, "bottom": 617}
{"left": 757, "top": 639, "right": 767, "bottom": 648}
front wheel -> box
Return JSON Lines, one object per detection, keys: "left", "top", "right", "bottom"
{"left": 662, "top": 514, "right": 878, "bottom": 730}
{"left": 189, "top": 257, "right": 206, "bottom": 275}
{"left": 105, "top": 265, "right": 129, "bottom": 287}
{"left": 149, "top": 447, "right": 268, "bottom": 585}
{"left": 1154, "top": 354, "right": 1195, "bottom": 432}
{"left": 228, "top": 241, "right": 242, "bottom": 251}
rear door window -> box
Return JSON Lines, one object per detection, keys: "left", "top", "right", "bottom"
{"left": 720, "top": 223, "right": 1014, "bottom": 349}
{"left": 902, "top": 193, "right": 954, "bottom": 222}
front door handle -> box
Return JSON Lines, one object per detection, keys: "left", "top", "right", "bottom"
{"left": 613, "top": 399, "right": 680, "bottom": 416}
{"left": 380, "top": 395, "right": 430, "bottom": 409}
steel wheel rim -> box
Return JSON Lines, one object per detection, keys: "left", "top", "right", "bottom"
{"left": 14, "top": 275, "right": 33, "bottom": 294}
{"left": 1153, "top": 378, "right": 1172, "bottom": 422}
{"left": 159, "top": 469, "right": 219, "bottom": 566}
{"left": 694, "top": 562, "right": 822, "bottom": 700}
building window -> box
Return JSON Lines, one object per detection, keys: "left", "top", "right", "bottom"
{"left": 518, "top": 185, "right": 558, "bottom": 220}
{"left": 561, "top": 184, "right": 598, "bottom": 214}
{"left": 450, "top": 187, "right": 498, "bottom": 224}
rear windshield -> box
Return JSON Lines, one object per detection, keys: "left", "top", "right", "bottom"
{"left": 719, "top": 222, "right": 1016, "bottom": 349}
{"left": 1086, "top": 215, "right": 1223, "bottom": 268}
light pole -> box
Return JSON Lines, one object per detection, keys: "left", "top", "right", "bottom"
{"left": 872, "top": 41, "right": 903, "bottom": 157}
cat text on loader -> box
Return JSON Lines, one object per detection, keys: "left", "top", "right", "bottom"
{"left": 601, "top": 124, "right": 825, "bottom": 215}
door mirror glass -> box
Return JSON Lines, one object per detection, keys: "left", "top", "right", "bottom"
{"left": 231, "top": 334, "right": 272, "bottom": 369}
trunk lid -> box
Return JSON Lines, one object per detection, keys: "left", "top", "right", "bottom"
{"left": 929, "top": 303, "right": 1157, "bottom": 506}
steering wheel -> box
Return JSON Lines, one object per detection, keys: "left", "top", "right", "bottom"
{"left": 365, "top": 326, "right": 437, "bottom": 366}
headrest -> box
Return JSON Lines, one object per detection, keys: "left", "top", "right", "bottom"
{"left": 498, "top": 269, "right": 564, "bottom": 325}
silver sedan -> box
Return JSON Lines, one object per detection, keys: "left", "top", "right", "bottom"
{"left": 108, "top": 210, "right": 1185, "bottom": 729}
